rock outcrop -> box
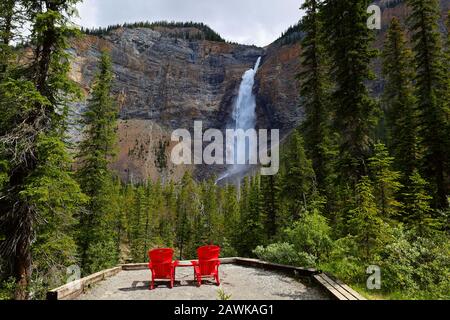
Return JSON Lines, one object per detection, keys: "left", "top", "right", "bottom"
{"left": 69, "top": 0, "right": 449, "bottom": 183}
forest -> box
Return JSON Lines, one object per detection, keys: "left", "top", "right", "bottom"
{"left": 0, "top": 0, "right": 449, "bottom": 300}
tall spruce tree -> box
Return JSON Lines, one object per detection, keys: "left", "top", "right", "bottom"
{"left": 299, "top": 0, "right": 333, "bottom": 192}
{"left": 322, "top": 0, "right": 378, "bottom": 185}
{"left": 348, "top": 176, "right": 383, "bottom": 260}
{"left": 260, "top": 174, "right": 281, "bottom": 241}
{"left": 280, "top": 130, "right": 316, "bottom": 218}
{"left": 401, "top": 170, "right": 436, "bottom": 235}
{"left": 0, "top": 0, "right": 84, "bottom": 299}
{"left": 382, "top": 17, "right": 420, "bottom": 175}
{"left": 76, "top": 51, "right": 119, "bottom": 273}
{"left": 368, "top": 143, "right": 403, "bottom": 219}
{"left": 407, "top": 0, "right": 449, "bottom": 209}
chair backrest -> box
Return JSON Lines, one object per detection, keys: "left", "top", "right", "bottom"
{"left": 149, "top": 248, "right": 174, "bottom": 264}
{"left": 197, "top": 245, "right": 220, "bottom": 276}
{"left": 149, "top": 248, "right": 174, "bottom": 277}
{"left": 197, "top": 245, "right": 220, "bottom": 261}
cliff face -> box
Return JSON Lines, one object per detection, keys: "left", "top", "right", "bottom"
{"left": 70, "top": 27, "right": 265, "bottom": 182}
{"left": 69, "top": 0, "right": 449, "bottom": 183}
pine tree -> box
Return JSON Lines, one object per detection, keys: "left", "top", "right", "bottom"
{"left": 221, "top": 184, "right": 240, "bottom": 255}
{"left": 299, "top": 0, "right": 330, "bottom": 190}
{"left": 348, "top": 176, "right": 383, "bottom": 259}
{"left": 299, "top": 0, "right": 333, "bottom": 192}
{"left": 382, "top": 17, "right": 420, "bottom": 175}
{"left": 0, "top": 0, "right": 16, "bottom": 76}
{"left": 237, "top": 176, "right": 264, "bottom": 256}
{"left": 260, "top": 174, "right": 281, "bottom": 241}
{"left": 0, "top": 0, "right": 84, "bottom": 299}
{"left": 407, "top": 0, "right": 449, "bottom": 209}
{"left": 368, "top": 144, "right": 403, "bottom": 219}
{"left": 280, "top": 130, "right": 316, "bottom": 218}
{"left": 401, "top": 170, "right": 436, "bottom": 235}
{"left": 322, "top": 0, "right": 379, "bottom": 185}
{"left": 175, "top": 173, "right": 196, "bottom": 259}
{"left": 76, "top": 51, "right": 119, "bottom": 273}
{"left": 129, "top": 185, "right": 145, "bottom": 261}
{"left": 201, "top": 178, "right": 222, "bottom": 245}
{"left": 160, "top": 180, "right": 176, "bottom": 247}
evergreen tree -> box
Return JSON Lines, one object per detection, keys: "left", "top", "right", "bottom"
{"left": 368, "top": 144, "right": 403, "bottom": 219}
{"left": 237, "top": 176, "right": 265, "bottom": 256}
{"left": 382, "top": 17, "right": 420, "bottom": 175}
{"left": 0, "top": 0, "right": 83, "bottom": 299}
{"left": 348, "top": 176, "right": 383, "bottom": 260}
{"left": 260, "top": 174, "right": 281, "bottom": 241}
{"left": 280, "top": 130, "right": 316, "bottom": 218}
{"left": 160, "top": 180, "right": 176, "bottom": 247}
{"left": 401, "top": 170, "right": 436, "bottom": 235}
{"left": 221, "top": 184, "right": 240, "bottom": 255}
{"left": 299, "top": 0, "right": 333, "bottom": 192}
{"left": 201, "top": 178, "right": 222, "bottom": 245}
{"left": 76, "top": 51, "right": 119, "bottom": 273}
{"left": 129, "top": 185, "right": 145, "bottom": 261}
{"left": 175, "top": 173, "right": 196, "bottom": 259}
{"left": 322, "top": 0, "right": 379, "bottom": 185}
{"left": 407, "top": 0, "right": 449, "bottom": 209}
{"left": 0, "top": 0, "right": 17, "bottom": 76}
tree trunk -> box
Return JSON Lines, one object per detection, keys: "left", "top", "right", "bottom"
{"left": 14, "top": 243, "right": 31, "bottom": 300}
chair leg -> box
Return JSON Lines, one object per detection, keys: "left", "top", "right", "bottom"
{"left": 150, "top": 278, "right": 155, "bottom": 290}
{"left": 215, "top": 273, "right": 221, "bottom": 286}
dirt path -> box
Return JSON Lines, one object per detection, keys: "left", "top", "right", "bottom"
{"left": 76, "top": 264, "right": 329, "bottom": 300}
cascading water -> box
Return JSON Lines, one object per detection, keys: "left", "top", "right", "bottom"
{"left": 234, "top": 57, "right": 261, "bottom": 134}
{"left": 217, "top": 57, "right": 262, "bottom": 183}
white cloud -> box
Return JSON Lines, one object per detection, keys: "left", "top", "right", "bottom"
{"left": 75, "top": 0, "right": 304, "bottom": 47}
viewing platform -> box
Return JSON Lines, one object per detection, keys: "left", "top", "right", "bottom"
{"left": 47, "top": 258, "right": 366, "bottom": 301}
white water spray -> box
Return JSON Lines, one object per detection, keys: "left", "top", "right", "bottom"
{"left": 217, "top": 57, "right": 262, "bottom": 183}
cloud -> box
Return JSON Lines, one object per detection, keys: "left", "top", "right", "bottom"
{"left": 75, "top": 0, "right": 304, "bottom": 47}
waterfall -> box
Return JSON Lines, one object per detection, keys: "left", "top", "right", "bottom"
{"left": 233, "top": 57, "right": 261, "bottom": 132}
{"left": 217, "top": 57, "right": 262, "bottom": 183}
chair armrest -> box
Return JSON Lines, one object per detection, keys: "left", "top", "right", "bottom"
{"left": 204, "top": 258, "right": 221, "bottom": 264}
{"left": 191, "top": 260, "right": 199, "bottom": 266}
{"left": 173, "top": 260, "right": 180, "bottom": 267}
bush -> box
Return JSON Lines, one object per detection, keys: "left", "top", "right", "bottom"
{"left": 373, "top": 227, "right": 420, "bottom": 293}
{"left": 0, "top": 277, "right": 16, "bottom": 300}
{"left": 253, "top": 243, "right": 316, "bottom": 267}
{"left": 320, "top": 236, "right": 366, "bottom": 284}
{"left": 284, "top": 209, "right": 333, "bottom": 261}
{"left": 375, "top": 227, "right": 450, "bottom": 299}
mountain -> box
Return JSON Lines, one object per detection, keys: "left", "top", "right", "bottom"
{"left": 68, "top": 1, "right": 449, "bottom": 183}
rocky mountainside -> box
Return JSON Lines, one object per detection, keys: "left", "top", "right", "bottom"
{"left": 68, "top": 0, "right": 449, "bottom": 183}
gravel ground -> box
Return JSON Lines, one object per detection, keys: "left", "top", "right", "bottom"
{"left": 76, "top": 264, "right": 330, "bottom": 300}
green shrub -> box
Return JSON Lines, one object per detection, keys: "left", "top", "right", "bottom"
{"left": 253, "top": 243, "right": 317, "bottom": 267}
{"left": 0, "top": 277, "right": 16, "bottom": 300}
{"left": 373, "top": 227, "right": 450, "bottom": 299}
{"left": 320, "top": 236, "right": 366, "bottom": 283}
{"left": 284, "top": 210, "right": 333, "bottom": 261}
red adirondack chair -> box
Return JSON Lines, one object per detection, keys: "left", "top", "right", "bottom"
{"left": 192, "top": 245, "right": 221, "bottom": 287}
{"left": 148, "top": 248, "right": 176, "bottom": 290}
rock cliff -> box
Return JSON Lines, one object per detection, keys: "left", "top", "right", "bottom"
{"left": 69, "top": 0, "right": 449, "bottom": 183}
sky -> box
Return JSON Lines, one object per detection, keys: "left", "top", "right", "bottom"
{"left": 75, "top": 0, "right": 305, "bottom": 47}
